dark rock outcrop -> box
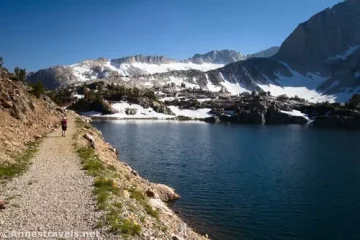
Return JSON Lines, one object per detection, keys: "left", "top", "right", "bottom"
{"left": 312, "top": 113, "right": 360, "bottom": 129}
{"left": 265, "top": 106, "right": 293, "bottom": 124}
{"left": 293, "top": 115, "right": 309, "bottom": 125}
{"left": 68, "top": 98, "right": 118, "bottom": 115}
{"left": 204, "top": 116, "right": 221, "bottom": 124}
{"left": 125, "top": 108, "right": 137, "bottom": 115}
{"left": 153, "top": 184, "right": 180, "bottom": 202}
{"left": 346, "top": 115, "right": 360, "bottom": 129}
{"left": 237, "top": 110, "right": 266, "bottom": 125}
{"left": 151, "top": 101, "right": 174, "bottom": 115}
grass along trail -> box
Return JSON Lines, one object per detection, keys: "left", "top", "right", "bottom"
{"left": 0, "top": 114, "right": 102, "bottom": 239}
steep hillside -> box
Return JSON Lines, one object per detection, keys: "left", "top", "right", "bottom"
{"left": 0, "top": 67, "right": 60, "bottom": 165}
{"left": 276, "top": 0, "right": 360, "bottom": 74}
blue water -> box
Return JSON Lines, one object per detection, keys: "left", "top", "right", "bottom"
{"left": 92, "top": 120, "right": 360, "bottom": 240}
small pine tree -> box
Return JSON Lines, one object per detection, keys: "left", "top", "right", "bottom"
{"left": 347, "top": 94, "right": 360, "bottom": 109}
{"left": 132, "top": 87, "right": 140, "bottom": 97}
{"left": 14, "top": 67, "right": 20, "bottom": 76}
{"left": 14, "top": 67, "right": 27, "bottom": 82}
{"left": 31, "top": 80, "right": 45, "bottom": 98}
{"left": 0, "top": 56, "right": 3, "bottom": 68}
{"left": 144, "top": 90, "right": 156, "bottom": 100}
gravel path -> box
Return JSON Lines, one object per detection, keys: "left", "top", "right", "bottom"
{"left": 0, "top": 114, "right": 102, "bottom": 239}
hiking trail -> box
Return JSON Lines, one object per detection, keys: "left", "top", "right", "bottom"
{"left": 0, "top": 114, "right": 101, "bottom": 238}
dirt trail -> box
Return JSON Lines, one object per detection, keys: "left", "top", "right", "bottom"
{"left": 0, "top": 114, "right": 101, "bottom": 239}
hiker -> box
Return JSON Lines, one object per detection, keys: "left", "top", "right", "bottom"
{"left": 61, "top": 116, "right": 68, "bottom": 137}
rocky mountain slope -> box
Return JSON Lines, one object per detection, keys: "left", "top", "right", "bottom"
{"left": 189, "top": 50, "right": 246, "bottom": 64}
{"left": 27, "top": 47, "right": 279, "bottom": 90}
{"left": 0, "top": 67, "right": 60, "bottom": 165}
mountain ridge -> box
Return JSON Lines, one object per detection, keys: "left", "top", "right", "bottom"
{"left": 28, "top": 0, "right": 360, "bottom": 102}
{"left": 27, "top": 47, "right": 279, "bottom": 89}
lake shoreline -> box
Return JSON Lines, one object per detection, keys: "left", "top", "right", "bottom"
{"left": 78, "top": 115, "right": 209, "bottom": 239}
{"left": 92, "top": 119, "right": 360, "bottom": 240}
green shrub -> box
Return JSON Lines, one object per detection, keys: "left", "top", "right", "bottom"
{"left": 144, "top": 203, "right": 159, "bottom": 219}
{"left": 130, "top": 188, "right": 159, "bottom": 219}
{"left": 120, "top": 219, "right": 141, "bottom": 236}
{"left": 30, "top": 80, "right": 45, "bottom": 98}
{"left": 14, "top": 67, "right": 27, "bottom": 82}
{"left": 132, "top": 87, "right": 140, "bottom": 97}
{"left": 347, "top": 94, "right": 360, "bottom": 109}
{"left": 104, "top": 209, "right": 141, "bottom": 236}
{"left": 130, "top": 189, "right": 146, "bottom": 201}
{"left": 143, "top": 90, "right": 156, "bottom": 100}
{"left": 46, "top": 91, "right": 63, "bottom": 105}
{"left": 93, "top": 177, "right": 119, "bottom": 194}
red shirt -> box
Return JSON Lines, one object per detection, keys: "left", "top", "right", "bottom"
{"left": 61, "top": 119, "right": 67, "bottom": 126}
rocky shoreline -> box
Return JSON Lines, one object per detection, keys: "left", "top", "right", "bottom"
{"left": 76, "top": 114, "right": 208, "bottom": 239}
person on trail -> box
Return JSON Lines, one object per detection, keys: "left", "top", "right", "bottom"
{"left": 61, "top": 116, "right": 68, "bottom": 137}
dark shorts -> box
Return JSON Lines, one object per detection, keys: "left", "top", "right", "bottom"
{"left": 62, "top": 125, "right": 67, "bottom": 131}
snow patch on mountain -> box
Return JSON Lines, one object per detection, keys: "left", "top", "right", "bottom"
{"left": 80, "top": 101, "right": 214, "bottom": 119}
{"left": 221, "top": 81, "right": 249, "bottom": 95}
{"left": 105, "top": 60, "right": 224, "bottom": 76}
{"left": 130, "top": 62, "right": 224, "bottom": 74}
{"left": 205, "top": 74, "right": 222, "bottom": 91}
{"left": 254, "top": 62, "right": 334, "bottom": 102}
{"left": 258, "top": 84, "right": 333, "bottom": 103}
{"left": 167, "top": 76, "right": 200, "bottom": 89}
{"left": 168, "top": 106, "right": 213, "bottom": 119}
{"left": 72, "top": 65, "right": 93, "bottom": 81}
{"left": 280, "top": 110, "right": 309, "bottom": 120}
{"left": 69, "top": 59, "right": 224, "bottom": 82}
{"left": 111, "top": 102, "right": 173, "bottom": 119}
{"left": 218, "top": 73, "right": 250, "bottom": 95}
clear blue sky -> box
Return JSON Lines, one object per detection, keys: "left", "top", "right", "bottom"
{"left": 0, "top": 0, "right": 342, "bottom": 71}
